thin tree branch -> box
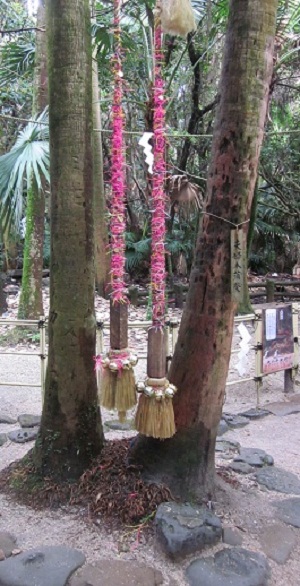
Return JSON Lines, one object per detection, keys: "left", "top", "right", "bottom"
{"left": 0, "top": 27, "right": 45, "bottom": 34}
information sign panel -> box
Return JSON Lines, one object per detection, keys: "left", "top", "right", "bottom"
{"left": 262, "top": 304, "right": 294, "bottom": 374}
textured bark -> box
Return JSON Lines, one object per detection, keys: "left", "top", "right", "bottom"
{"left": 131, "top": 0, "right": 277, "bottom": 500}
{"left": 18, "top": 0, "right": 47, "bottom": 319}
{"left": 92, "top": 55, "right": 110, "bottom": 297}
{"left": 34, "top": 0, "right": 104, "bottom": 479}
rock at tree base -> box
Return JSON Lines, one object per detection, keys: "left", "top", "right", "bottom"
{"left": 234, "top": 447, "right": 274, "bottom": 468}
{"left": 255, "top": 467, "right": 300, "bottom": 494}
{"left": 0, "top": 414, "right": 17, "bottom": 425}
{"left": 222, "top": 414, "right": 249, "bottom": 429}
{"left": 259, "top": 524, "right": 296, "bottom": 564}
{"left": 69, "top": 560, "right": 163, "bottom": 586}
{"left": 273, "top": 498, "right": 300, "bottom": 528}
{"left": 18, "top": 414, "right": 41, "bottom": 428}
{"left": 238, "top": 408, "right": 270, "bottom": 420}
{"left": 0, "top": 434, "right": 7, "bottom": 447}
{"left": 215, "top": 439, "right": 240, "bottom": 453}
{"left": 0, "top": 546, "right": 85, "bottom": 586}
{"left": 0, "top": 533, "right": 17, "bottom": 559}
{"left": 155, "top": 502, "right": 222, "bottom": 558}
{"left": 229, "top": 462, "right": 254, "bottom": 475}
{"left": 8, "top": 428, "right": 38, "bottom": 444}
{"left": 186, "top": 547, "right": 270, "bottom": 586}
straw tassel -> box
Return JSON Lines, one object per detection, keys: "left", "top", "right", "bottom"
{"left": 159, "top": 0, "right": 196, "bottom": 37}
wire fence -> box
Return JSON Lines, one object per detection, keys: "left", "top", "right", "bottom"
{"left": 0, "top": 307, "right": 299, "bottom": 403}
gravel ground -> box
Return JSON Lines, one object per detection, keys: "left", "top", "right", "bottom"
{"left": 0, "top": 290, "right": 300, "bottom": 585}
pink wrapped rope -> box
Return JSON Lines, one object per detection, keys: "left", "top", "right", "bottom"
{"left": 110, "top": 0, "right": 127, "bottom": 303}
{"left": 151, "top": 23, "right": 166, "bottom": 326}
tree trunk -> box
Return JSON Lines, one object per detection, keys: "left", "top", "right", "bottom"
{"left": 18, "top": 0, "right": 47, "bottom": 319}
{"left": 34, "top": 0, "right": 104, "bottom": 479}
{"left": 130, "top": 0, "right": 277, "bottom": 500}
{"left": 92, "top": 54, "right": 110, "bottom": 297}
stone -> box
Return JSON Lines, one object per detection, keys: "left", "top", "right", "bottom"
{"left": 0, "top": 434, "right": 7, "bottom": 447}
{"left": 0, "top": 533, "right": 17, "bottom": 559}
{"left": 155, "top": 502, "right": 222, "bottom": 558}
{"left": 217, "top": 420, "right": 229, "bottom": 437}
{"left": 8, "top": 428, "right": 38, "bottom": 444}
{"left": 105, "top": 420, "right": 132, "bottom": 431}
{"left": 273, "top": 497, "right": 300, "bottom": 528}
{"left": 259, "top": 524, "right": 297, "bottom": 564}
{"left": 186, "top": 547, "right": 270, "bottom": 586}
{"left": 0, "top": 414, "right": 17, "bottom": 425}
{"left": 264, "top": 401, "right": 300, "bottom": 416}
{"left": 229, "top": 462, "right": 254, "bottom": 475}
{"left": 238, "top": 408, "right": 270, "bottom": 420}
{"left": 0, "top": 550, "right": 5, "bottom": 562}
{"left": 18, "top": 414, "right": 41, "bottom": 428}
{"left": 234, "top": 447, "right": 274, "bottom": 468}
{"left": 0, "top": 545, "right": 85, "bottom": 586}
{"left": 215, "top": 439, "right": 240, "bottom": 453}
{"left": 69, "top": 559, "right": 163, "bottom": 586}
{"left": 222, "top": 526, "right": 243, "bottom": 546}
{"left": 222, "top": 413, "right": 249, "bottom": 429}
{"left": 255, "top": 467, "right": 300, "bottom": 494}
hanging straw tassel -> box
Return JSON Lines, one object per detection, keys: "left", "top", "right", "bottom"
{"left": 135, "top": 328, "right": 176, "bottom": 439}
{"left": 159, "top": 0, "right": 196, "bottom": 37}
{"left": 96, "top": 0, "right": 137, "bottom": 421}
{"left": 97, "top": 302, "right": 138, "bottom": 422}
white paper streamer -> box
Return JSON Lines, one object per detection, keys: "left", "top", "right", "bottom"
{"left": 138, "top": 132, "right": 154, "bottom": 175}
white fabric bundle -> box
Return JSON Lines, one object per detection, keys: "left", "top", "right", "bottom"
{"left": 160, "top": 0, "right": 196, "bottom": 37}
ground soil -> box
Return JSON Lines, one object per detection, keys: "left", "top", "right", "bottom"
{"left": 0, "top": 285, "right": 299, "bottom": 585}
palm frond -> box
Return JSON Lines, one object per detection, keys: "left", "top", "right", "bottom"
{"left": 0, "top": 108, "right": 49, "bottom": 233}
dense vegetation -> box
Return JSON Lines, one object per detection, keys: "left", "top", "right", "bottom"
{"left": 0, "top": 0, "right": 299, "bottom": 279}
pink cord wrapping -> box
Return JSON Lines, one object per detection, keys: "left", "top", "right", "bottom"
{"left": 94, "top": 351, "right": 131, "bottom": 375}
{"left": 110, "top": 0, "right": 126, "bottom": 303}
{"left": 151, "top": 23, "right": 166, "bottom": 327}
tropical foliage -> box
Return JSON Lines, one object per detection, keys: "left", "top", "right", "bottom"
{"left": 0, "top": 0, "right": 299, "bottom": 276}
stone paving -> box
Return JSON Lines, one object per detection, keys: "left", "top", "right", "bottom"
{"left": 0, "top": 406, "right": 300, "bottom": 585}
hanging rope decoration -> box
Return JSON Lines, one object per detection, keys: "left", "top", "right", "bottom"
{"left": 110, "top": 0, "right": 126, "bottom": 304}
{"left": 135, "top": 13, "right": 177, "bottom": 439}
{"left": 95, "top": 0, "right": 137, "bottom": 421}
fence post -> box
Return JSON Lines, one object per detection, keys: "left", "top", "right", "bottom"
{"left": 266, "top": 279, "right": 275, "bottom": 302}
{"left": 284, "top": 368, "right": 294, "bottom": 394}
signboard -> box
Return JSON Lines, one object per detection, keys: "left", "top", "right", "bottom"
{"left": 262, "top": 304, "right": 294, "bottom": 374}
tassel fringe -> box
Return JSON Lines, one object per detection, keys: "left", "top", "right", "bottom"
{"left": 99, "top": 368, "right": 136, "bottom": 419}
{"left": 135, "top": 393, "right": 176, "bottom": 439}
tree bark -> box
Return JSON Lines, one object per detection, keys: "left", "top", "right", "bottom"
{"left": 34, "top": 0, "right": 104, "bottom": 479}
{"left": 92, "top": 54, "right": 110, "bottom": 297}
{"left": 18, "top": 0, "right": 47, "bottom": 319}
{"left": 130, "top": 0, "right": 277, "bottom": 500}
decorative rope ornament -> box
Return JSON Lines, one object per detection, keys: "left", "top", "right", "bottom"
{"left": 135, "top": 11, "right": 177, "bottom": 440}
{"left": 159, "top": 0, "right": 196, "bottom": 37}
{"left": 95, "top": 0, "right": 137, "bottom": 422}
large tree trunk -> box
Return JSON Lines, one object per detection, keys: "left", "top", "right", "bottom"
{"left": 92, "top": 55, "right": 110, "bottom": 297}
{"left": 34, "top": 0, "right": 104, "bottom": 479}
{"left": 130, "top": 0, "right": 277, "bottom": 500}
{"left": 18, "top": 0, "right": 46, "bottom": 319}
